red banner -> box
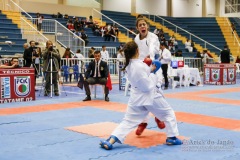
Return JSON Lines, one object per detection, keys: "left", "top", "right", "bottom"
{"left": 0, "top": 68, "right": 35, "bottom": 103}
{"left": 204, "top": 64, "right": 236, "bottom": 85}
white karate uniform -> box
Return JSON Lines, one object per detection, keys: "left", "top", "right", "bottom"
{"left": 134, "top": 32, "right": 160, "bottom": 61}
{"left": 111, "top": 59, "right": 179, "bottom": 143}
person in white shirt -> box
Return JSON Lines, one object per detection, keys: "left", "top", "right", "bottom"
{"left": 159, "top": 43, "right": 172, "bottom": 89}
{"left": 100, "top": 45, "right": 109, "bottom": 62}
{"left": 99, "top": 41, "right": 182, "bottom": 150}
{"left": 185, "top": 39, "right": 193, "bottom": 52}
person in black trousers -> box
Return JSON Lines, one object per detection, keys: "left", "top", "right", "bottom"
{"left": 82, "top": 50, "right": 110, "bottom": 102}
{"left": 220, "top": 45, "right": 230, "bottom": 63}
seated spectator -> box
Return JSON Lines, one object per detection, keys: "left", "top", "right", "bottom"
{"left": 80, "top": 29, "right": 89, "bottom": 46}
{"left": 57, "top": 12, "right": 63, "bottom": 18}
{"left": 74, "top": 17, "right": 82, "bottom": 31}
{"left": 195, "top": 51, "right": 203, "bottom": 58}
{"left": 82, "top": 50, "right": 110, "bottom": 102}
{"left": 88, "top": 47, "right": 95, "bottom": 59}
{"left": 174, "top": 50, "right": 183, "bottom": 57}
{"left": 191, "top": 40, "right": 197, "bottom": 52}
{"left": 104, "top": 27, "right": 111, "bottom": 41}
{"left": 169, "top": 35, "right": 178, "bottom": 51}
{"left": 185, "top": 39, "right": 193, "bottom": 52}
{"left": 67, "top": 21, "right": 75, "bottom": 32}
{"left": 114, "top": 25, "right": 119, "bottom": 36}
{"left": 0, "top": 57, "right": 21, "bottom": 69}
{"left": 160, "top": 35, "right": 166, "bottom": 44}
{"left": 64, "top": 14, "right": 69, "bottom": 19}
{"left": 109, "top": 25, "right": 116, "bottom": 41}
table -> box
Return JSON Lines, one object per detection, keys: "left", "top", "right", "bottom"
{"left": 0, "top": 68, "right": 35, "bottom": 103}
{"left": 170, "top": 67, "right": 202, "bottom": 88}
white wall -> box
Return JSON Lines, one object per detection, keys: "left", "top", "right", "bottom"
{"left": 136, "top": 0, "right": 167, "bottom": 16}
{"left": 206, "top": 0, "right": 216, "bottom": 17}
{"left": 172, "top": 0, "right": 202, "bottom": 17}
{"left": 21, "top": 0, "right": 58, "bottom": 4}
{"left": 102, "top": 0, "right": 131, "bottom": 13}
{"left": 19, "top": 1, "right": 93, "bottom": 18}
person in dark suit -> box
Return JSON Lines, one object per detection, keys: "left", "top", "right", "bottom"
{"left": 83, "top": 50, "right": 110, "bottom": 102}
{"left": 220, "top": 45, "right": 230, "bottom": 63}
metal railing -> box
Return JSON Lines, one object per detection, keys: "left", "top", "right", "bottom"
{"left": 136, "top": 8, "right": 222, "bottom": 52}
{"left": 84, "top": 47, "right": 116, "bottom": 58}
{"left": 7, "top": 0, "right": 48, "bottom": 46}
{"left": 92, "top": 8, "right": 136, "bottom": 41}
{"left": 152, "top": 15, "right": 222, "bottom": 52}
{"left": 20, "top": 17, "right": 48, "bottom": 44}
{"left": 224, "top": 17, "right": 240, "bottom": 54}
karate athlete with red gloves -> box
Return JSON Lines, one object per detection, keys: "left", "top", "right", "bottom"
{"left": 99, "top": 41, "right": 182, "bottom": 150}
{"left": 134, "top": 17, "right": 165, "bottom": 135}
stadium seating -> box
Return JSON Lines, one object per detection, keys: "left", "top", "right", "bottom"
{"left": 0, "top": 13, "right": 27, "bottom": 56}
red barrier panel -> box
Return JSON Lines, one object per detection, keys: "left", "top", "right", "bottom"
{"left": 0, "top": 68, "right": 35, "bottom": 103}
{"left": 204, "top": 64, "right": 236, "bottom": 85}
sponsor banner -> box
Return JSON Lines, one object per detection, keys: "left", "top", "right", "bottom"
{"left": 14, "top": 76, "right": 31, "bottom": 97}
{"left": 211, "top": 69, "right": 220, "bottom": 82}
{"left": 228, "top": 68, "right": 235, "bottom": 81}
{"left": 1, "top": 77, "right": 11, "bottom": 98}
{"left": 223, "top": 69, "right": 227, "bottom": 82}
{"left": 205, "top": 68, "right": 210, "bottom": 81}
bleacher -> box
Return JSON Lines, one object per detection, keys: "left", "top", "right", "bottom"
{"left": 101, "top": 10, "right": 199, "bottom": 57}
{"left": 0, "top": 13, "right": 27, "bottom": 56}
{"left": 157, "top": 16, "right": 226, "bottom": 55}
{"left": 22, "top": 12, "right": 121, "bottom": 49}
{"left": 229, "top": 17, "right": 240, "bottom": 36}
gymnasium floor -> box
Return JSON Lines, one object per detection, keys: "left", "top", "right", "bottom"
{"left": 0, "top": 76, "right": 240, "bottom": 160}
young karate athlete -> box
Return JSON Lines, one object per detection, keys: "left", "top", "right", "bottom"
{"left": 99, "top": 41, "right": 182, "bottom": 150}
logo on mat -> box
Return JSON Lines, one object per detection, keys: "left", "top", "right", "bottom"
{"left": 228, "top": 69, "right": 235, "bottom": 81}
{"left": 14, "top": 76, "right": 31, "bottom": 97}
{"left": 211, "top": 69, "right": 220, "bottom": 81}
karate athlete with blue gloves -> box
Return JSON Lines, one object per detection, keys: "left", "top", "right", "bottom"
{"left": 99, "top": 41, "right": 182, "bottom": 150}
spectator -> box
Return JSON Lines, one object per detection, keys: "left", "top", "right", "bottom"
{"left": 100, "top": 45, "right": 109, "bottom": 62}
{"left": 64, "top": 14, "right": 69, "bottom": 19}
{"left": 175, "top": 50, "right": 183, "bottom": 57}
{"left": 191, "top": 40, "right": 197, "bottom": 52}
{"left": 42, "top": 40, "right": 61, "bottom": 96}
{"left": 74, "top": 17, "right": 82, "bottom": 31}
{"left": 0, "top": 57, "right": 20, "bottom": 69}
{"left": 160, "top": 43, "right": 172, "bottom": 90}
{"left": 235, "top": 55, "right": 240, "bottom": 63}
{"left": 185, "top": 39, "right": 193, "bottom": 52}
{"left": 37, "top": 15, "right": 43, "bottom": 31}
{"left": 195, "top": 51, "right": 203, "bottom": 58}
{"left": 62, "top": 47, "right": 72, "bottom": 66}
{"left": 57, "top": 12, "right": 63, "bottom": 18}
{"left": 231, "top": 22, "right": 236, "bottom": 34}
{"left": 202, "top": 50, "right": 210, "bottom": 64}
{"left": 169, "top": 35, "right": 178, "bottom": 51}
{"left": 80, "top": 29, "right": 89, "bottom": 46}
{"left": 114, "top": 25, "right": 119, "bottom": 36}
{"left": 88, "top": 47, "right": 95, "bottom": 59}
{"left": 220, "top": 45, "right": 230, "bottom": 63}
